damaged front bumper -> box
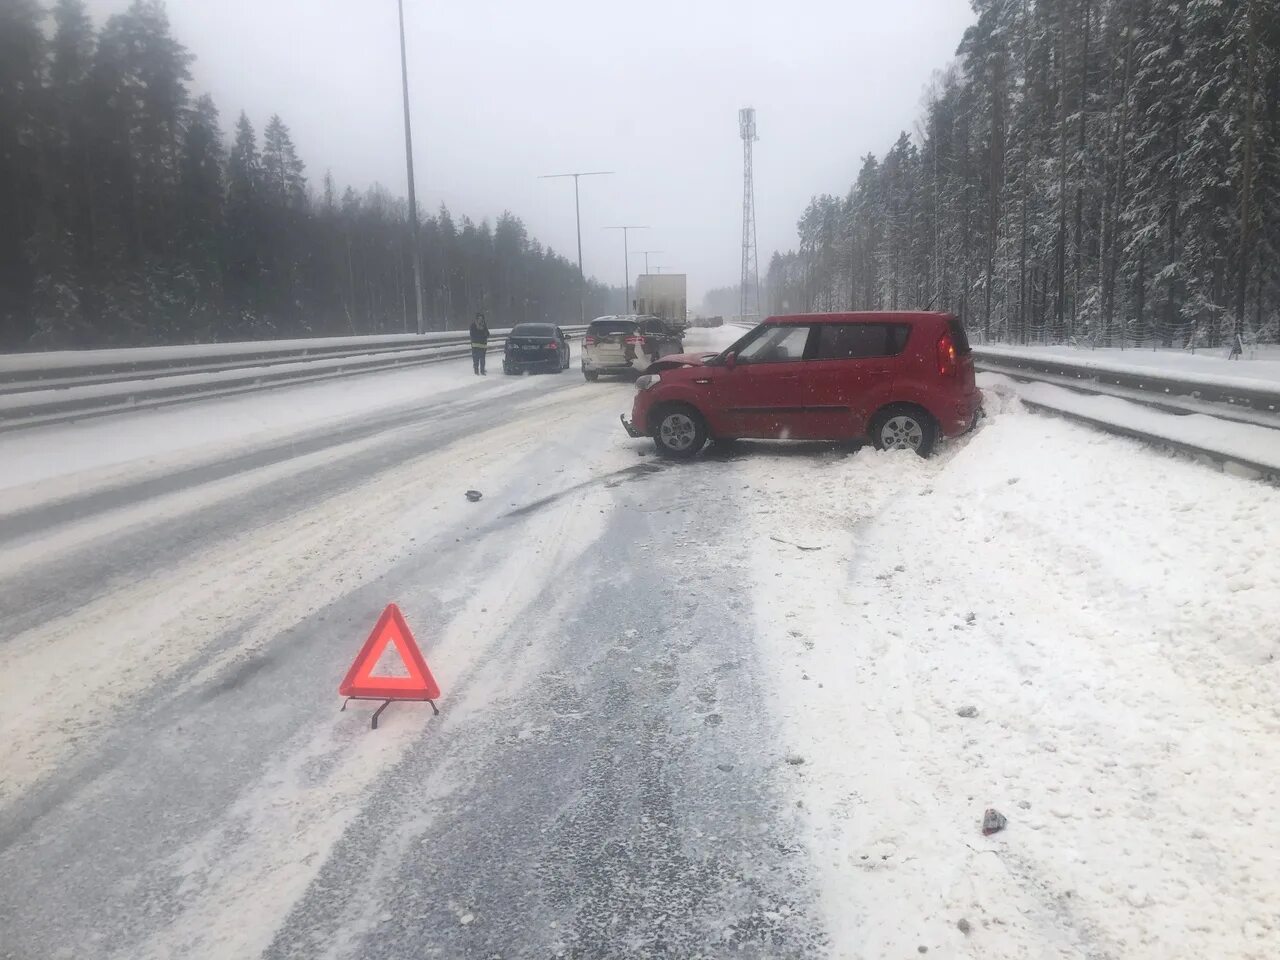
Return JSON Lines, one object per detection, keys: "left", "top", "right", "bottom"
{"left": 620, "top": 414, "right": 643, "bottom": 438}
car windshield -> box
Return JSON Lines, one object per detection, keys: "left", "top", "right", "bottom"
{"left": 736, "top": 324, "right": 810, "bottom": 362}
{"left": 5, "top": 2, "right": 1273, "bottom": 958}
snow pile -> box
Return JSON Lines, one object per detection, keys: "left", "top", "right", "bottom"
{"left": 980, "top": 372, "right": 1280, "bottom": 473}
{"left": 739, "top": 401, "right": 1280, "bottom": 958}
{"left": 975, "top": 342, "right": 1280, "bottom": 386}
{"left": 2, "top": 357, "right": 539, "bottom": 500}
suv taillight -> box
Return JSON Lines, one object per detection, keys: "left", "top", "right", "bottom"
{"left": 584, "top": 335, "right": 596, "bottom": 346}
{"left": 625, "top": 335, "right": 645, "bottom": 345}
{"left": 937, "top": 332, "right": 958, "bottom": 377}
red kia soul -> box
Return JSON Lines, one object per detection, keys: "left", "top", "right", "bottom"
{"left": 621, "top": 312, "right": 981, "bottom": 458}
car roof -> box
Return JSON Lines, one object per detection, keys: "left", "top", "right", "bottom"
{"left": 763, "top": 311, "right": 955, "bottom": 325}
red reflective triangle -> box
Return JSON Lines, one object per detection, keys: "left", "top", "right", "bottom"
{"left": 338, "top": 603, "right": 441, "bottom": 701}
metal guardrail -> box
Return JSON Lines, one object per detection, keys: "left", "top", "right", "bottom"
{"left": 972, "top": 348, "right": 1280, "bottom": 481}
{"left": 1015, "top": 399, "right": 1279, "bottom": 483}
{"left": 972, "top": 348, "right": 1280, "bottom": 421}
{"left": 0, "top": 327, "right": 587, "bottom": 431}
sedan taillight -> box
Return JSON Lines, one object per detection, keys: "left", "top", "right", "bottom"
{"left": 546, "top": 342, "right": 558, "bottom": 350}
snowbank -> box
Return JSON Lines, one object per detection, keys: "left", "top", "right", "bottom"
{"left": 978, "top": 373, "right": 1280, "bottom": 474}
{"left": 739, "top": 399, "right": 1280, "bottom": 958}
{"left": 976, "top": 343, "right": 1280, "bottom": 391}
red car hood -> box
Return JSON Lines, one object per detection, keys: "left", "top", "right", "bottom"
{"left": 652, "top": 352, "right": 716, "bottom": 368}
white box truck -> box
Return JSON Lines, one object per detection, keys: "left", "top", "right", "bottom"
{"left": 634, "top": 274, "right": 687, "bottom": 325}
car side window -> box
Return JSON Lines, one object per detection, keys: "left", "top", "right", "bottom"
{"left": 814, "top": 323, "right": 910, "bottom": 360}
{"left": 736, "top": 325, "right": 812, "bottom": 363}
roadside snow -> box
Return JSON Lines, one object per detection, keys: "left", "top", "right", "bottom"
{"left": 0, "top": 326, "right": 541, "bottom": 374}
{"left": 1, "top": 357, "right": 536, "bottom": 497}
{"left": 2, "top": 327, "right": 737, "bottom": 499}
{"left": 738, "top": 397, "right": 1280, "bottom": 958}
{"left": 975, "top": 343, "right": 1280, "bottom": 390}
{"left": 980, "top": 372, "right": 1280, "bottom": 474}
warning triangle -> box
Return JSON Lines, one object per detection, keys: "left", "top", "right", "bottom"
{"left": 338, "top": 603, "right": 441, "bottom": 701}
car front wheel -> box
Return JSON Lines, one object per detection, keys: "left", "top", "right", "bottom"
{"left": 652, "top": 405, "right": 707, "bottom": 459}
{"left": 871, "top": 405, "right": 938, "bottom": 457}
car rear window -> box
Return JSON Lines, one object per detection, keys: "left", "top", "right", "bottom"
{"left": 511, "top": 324, "right": 554, "bottom": 337}
{"left": 814, "top": 323, "right": 910, "bottom": 360}
{"left": 587, "top": 320, "right": 637, "bottom": 336}
{"left": 948, "top": 316, "right": 972, "bottom": 355}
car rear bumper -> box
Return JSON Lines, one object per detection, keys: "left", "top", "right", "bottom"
{"left": 942, "top": 394, "right": 984, "bottom": 436}
{"left": 583, "top": 359, "right": 642, "bottom": 373}
{"left": 505, "top": 356, "right": 561, "bottom": 371}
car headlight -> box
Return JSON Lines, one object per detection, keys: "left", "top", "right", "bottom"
{"left": 635, "top": 374, "right": 661, "bottom": 391}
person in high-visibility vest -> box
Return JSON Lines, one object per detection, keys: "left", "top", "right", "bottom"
{"left": 469, "top": 312, "right": 490, "bottom": 375}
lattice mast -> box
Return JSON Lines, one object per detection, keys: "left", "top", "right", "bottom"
{"left": 739, "top": 107, "right": 761, "bottom": 321}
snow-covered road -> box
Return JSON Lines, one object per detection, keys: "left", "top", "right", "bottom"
{"left": 2, "top": 330, "right": 1277, "bottom": 959}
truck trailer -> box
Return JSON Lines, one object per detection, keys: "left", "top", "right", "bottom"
{"left": 634, "top": 274, "right": 687, "bottom": 324}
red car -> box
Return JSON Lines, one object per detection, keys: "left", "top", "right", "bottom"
{"left": 621, "top": 311, "right": 981, "bottom": 458}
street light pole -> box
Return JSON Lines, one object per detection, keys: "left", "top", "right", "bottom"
{"left": 538, "top": 170, "right": 613, "bottom": 322}
{"left": 605, "top": 225, "right": 648, "bottom": 314}
{"left": 397, "top": 0, "right": 426, "bottom": 334}
{"left": 633, "top": 250, "right": 662, "bottom": 276}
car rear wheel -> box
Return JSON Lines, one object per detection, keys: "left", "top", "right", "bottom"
{"left": 871, "top": 405, "right": 937, "bottom": 458}
{"left": 652, "top": 405, "right": 707, "bottom": 459}
{"left": 583, "top": 368, "right": 599, "bottom": 382}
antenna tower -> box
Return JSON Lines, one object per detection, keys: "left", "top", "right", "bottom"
{"left": 739, "top": 107, "right": 761, "bottom": 321}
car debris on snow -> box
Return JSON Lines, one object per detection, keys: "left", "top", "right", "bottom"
{"left": 957, "top": 918, "right": 972, "bottom": 935}
{"left": 982, "top": 808, "right": 1008, "bottom": 835}
{"left": 464, "top": 489, "right": 483, "bottom": 501}
{"left": 956, "top": 705, "right": 979, "bottom": 718}
{"left": 769, "top": 535, "right": 824, "bottom": 551}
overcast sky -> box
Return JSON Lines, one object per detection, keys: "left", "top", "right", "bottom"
{"left": 87, "top": 0, "right": 976, "bottom": 302}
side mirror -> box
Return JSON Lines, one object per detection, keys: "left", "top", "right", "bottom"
{"left": 723, "top": 352, "right": 737, "bottom": 370}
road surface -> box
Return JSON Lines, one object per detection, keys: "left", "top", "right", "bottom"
{"left": 3, "top": 330, "right": 1279, "bottom": 960}
{"left": 0, "top": 330, "right": 822, "bottom": 959}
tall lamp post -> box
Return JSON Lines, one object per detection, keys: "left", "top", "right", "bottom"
{"left": 605, "top": 225, "right": 648, "bottom": 314}
{"left": 633, "top": 250, "right": 663, "bottom": 276}
{"left": 397, "top": 0, "right": 425, "bottom": 334}
{"left": 538, "top": 170, "right": 613, "bottom": 322}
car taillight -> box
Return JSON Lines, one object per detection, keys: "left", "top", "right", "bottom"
{"left": 937, "top": 332, "right": 958, "bottom": 377}
{"left": 584, "top": 336, "right": 596, "bottom": 346}
{"left": 546, "top": 342, "right": 558, "bottom": 350}
{"left": 625, "top": 335, "right": 644, "bottom": 345}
